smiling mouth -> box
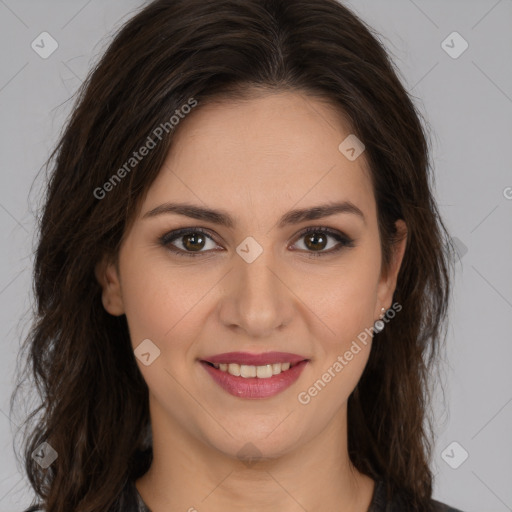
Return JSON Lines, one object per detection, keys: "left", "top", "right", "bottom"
{"left": 199, "top": 358, "right": 309, "bottom": 399}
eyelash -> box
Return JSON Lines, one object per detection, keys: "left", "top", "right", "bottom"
{"left": 158, "top": 226, "right": 355, "bottom": 259}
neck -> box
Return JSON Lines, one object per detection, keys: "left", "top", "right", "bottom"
{"left": 135, "top": 399, "right": 376, "bottom": 512}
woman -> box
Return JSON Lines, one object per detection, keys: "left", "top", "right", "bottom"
{"left": 12, "top": 0, "right": 464, "bottom": 510}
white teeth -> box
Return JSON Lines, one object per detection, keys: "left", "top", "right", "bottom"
{"left": 228, "top": 363, "right": 240, "bottom": 376}
{"left": 256, "top": 365, "right": 272, "bottom": 378}
{"left": 241, "top": 365, "right": 257, "bottom": 378}
{"left": 211, "top": 361, "right": 294, "bottom": 378}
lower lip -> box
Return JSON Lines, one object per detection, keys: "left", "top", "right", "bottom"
{"left": 200, "top": 360, "right": 309, "bottom": 399}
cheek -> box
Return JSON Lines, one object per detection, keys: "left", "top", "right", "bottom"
{"left": 306, "top": 253, "right": 381, "bottom": 346}
{"left": 298, "top": 274, "right": 376, "bottom": 412}
{"left": 119, "top": 259, "right": 208, "bottom": 395}
{"left": 119, "top": 250, "right": 205, "bottom": 350}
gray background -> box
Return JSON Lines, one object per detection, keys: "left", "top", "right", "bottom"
{"left": 1, "top": 1, "right": 511, "bottom": 511}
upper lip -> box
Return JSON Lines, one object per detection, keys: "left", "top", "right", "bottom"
{"left": 201, "top": 351, "right": 309, "bottom": 366}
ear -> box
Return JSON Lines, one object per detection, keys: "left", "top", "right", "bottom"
{"left": 375, "top": 219, "right": 407, "bottom": 317}
{"left": 95, "top": 254, "right": 125, "bottom": 316}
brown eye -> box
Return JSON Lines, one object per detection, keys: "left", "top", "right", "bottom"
{"left": 181, "top": 232, "right": 206, "bottom": 252}
{"left": 304, "top": 232, "right": 328, "bottom": 251}
{"left": 291, "top": 227, "right": 355, "bottom": 257}
{"left": 159, "top": 226, "right": 355, "bottom": 259}
{"left": 159, "top": 228, "right": 220, "bottom": 257}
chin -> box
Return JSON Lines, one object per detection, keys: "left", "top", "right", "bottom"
{"left": 201, "top": 423, "right": 302, "bottom": 463}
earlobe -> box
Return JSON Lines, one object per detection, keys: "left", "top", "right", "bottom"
{"left": 95, "top": 255, "right": 125, "bottom": 316}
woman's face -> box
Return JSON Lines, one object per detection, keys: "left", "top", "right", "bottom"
{"left": 97, "top": 91, "right": 406, "bottom": 460}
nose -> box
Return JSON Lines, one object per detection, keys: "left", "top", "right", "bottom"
{"left": 217, "top": 248, "right": 295, "bottom": 338}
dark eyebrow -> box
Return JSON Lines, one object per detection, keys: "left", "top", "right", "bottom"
{"left": 142, "top": 200, "right": 366, "bottom": 228}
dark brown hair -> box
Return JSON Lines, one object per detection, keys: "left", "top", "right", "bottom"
{"left": 11, "top": 0, "right": 455, "bottom": 510}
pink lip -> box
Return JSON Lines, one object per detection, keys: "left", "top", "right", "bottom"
{"left": 200, "top": 359, "right": 309, "bottom": 399}
{"left": 201, "top": 351, "right": 308, "bottom": 366}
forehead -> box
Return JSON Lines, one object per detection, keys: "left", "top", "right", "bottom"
{"left": 142, "top": 92, "right": 376, "bottom": 225}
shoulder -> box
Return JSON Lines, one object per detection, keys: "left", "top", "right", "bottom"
{"left": 431, "top": 498, "right": 466, "bottom": 512}
{"left": 369, "top": 478, "right": 467, "bottom": 512}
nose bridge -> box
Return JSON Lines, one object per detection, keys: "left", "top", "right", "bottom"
{"left": 223, "top": 238, "right": 292, "bottom": 336}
